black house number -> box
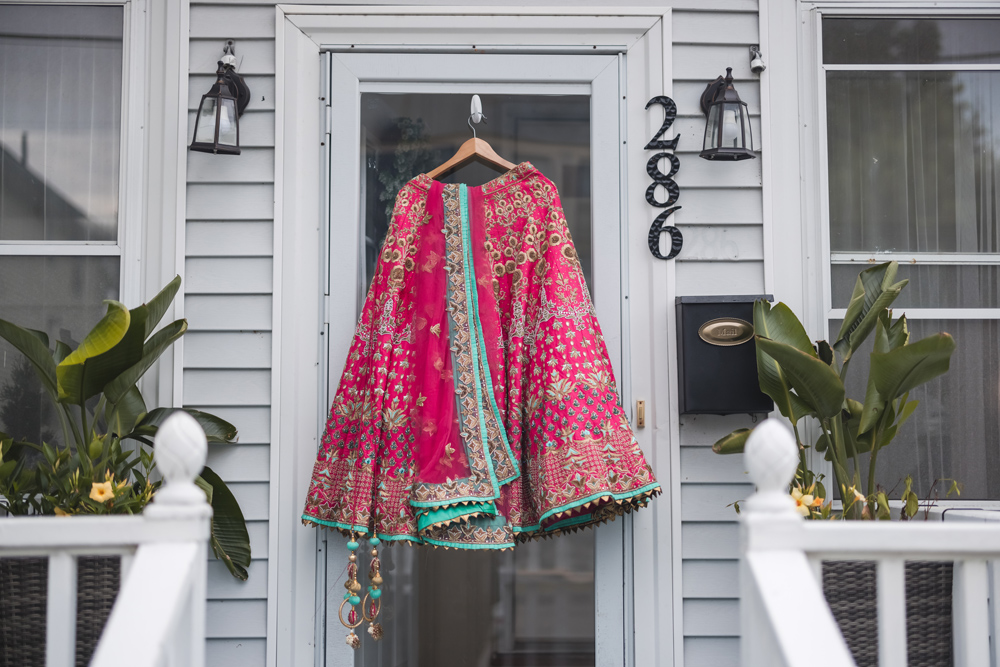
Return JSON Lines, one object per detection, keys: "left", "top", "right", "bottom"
{"left": 644, "top": 96, "right": 683, "bottom": 260}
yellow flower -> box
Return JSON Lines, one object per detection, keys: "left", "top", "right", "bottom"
{"left": 846, "top": 485, "right": 866, "bottom": 504}
{"left": 791, "top": 487, "right": 815, "bottom": 517}
{"left": 90, "top": 481, "right": 114, "bottom": 504}
{"left": 53, "top": 507, "right": 71, "bottom": 517}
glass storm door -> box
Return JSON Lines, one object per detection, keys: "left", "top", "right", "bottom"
{"left": 321, "top": 52, "right": 627, "bottom": 667}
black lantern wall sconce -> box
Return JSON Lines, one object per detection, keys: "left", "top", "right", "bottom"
{"left": 190, "top": 40, "right": 251, "bottom": 155}
{"left": 699, "top": 67, "right": 755, "bottom": 161}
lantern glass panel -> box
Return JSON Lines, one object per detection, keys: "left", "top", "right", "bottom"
{"left": 721, "top": 102, "right": 743, "bottom": 149}
{"left": 703, "top": 103, "right": 721, "bottom": 150}
{"left": 195, "top": 97, "right": 218, "bottom": 144}
{"left": 218, "top": 98, "right": 238, "bottom": 147}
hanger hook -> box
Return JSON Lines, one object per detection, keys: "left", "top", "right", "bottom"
{"left": 467, "top": 112, "right": 489, "bottom": 139}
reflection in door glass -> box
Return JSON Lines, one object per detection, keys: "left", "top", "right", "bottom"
{"left": 357, "top": 93, "right": 596, "bottom": 667}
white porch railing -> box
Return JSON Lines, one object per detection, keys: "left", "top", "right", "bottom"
{"left": 0, "top": 412, "right": 211, "bottom": 667}
{"left": 741, "top": 420, "right": 1000, "bottom": 667}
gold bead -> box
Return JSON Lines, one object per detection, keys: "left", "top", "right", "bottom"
{"left": 371, "top": 548, "right": 378, "bottom": 557}
{"left": 344, "top": 580, "right": 353, "bottom": 590}
{"left": 348, "top": 553, "right": 356, "bottom": 562}
{"left": 373, "top": 575, "right": 383, "bottom": 585}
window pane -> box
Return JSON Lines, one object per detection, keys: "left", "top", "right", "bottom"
{"left": 0, "top": 257, "right": 119, "bottom": 446}
{"left": 824, "top": 18, "right": 1000, "bottom": 64}
{"left": 366, "top": 531, "right": 595, "bottom": 667}
{"left": 828, "top": 71, "right": 1000, "bottom": 253}
{"left": 832, "top": 264, "right": 1000, "bottom": 309}
{"left": 360, "top": 93, "right": 592, "bottom": 292}
{"left": 831, "top": 318, "right": 1000, "bottom": 499}
{"left": 0, "top": 5, "right": 124, "bottom": 241}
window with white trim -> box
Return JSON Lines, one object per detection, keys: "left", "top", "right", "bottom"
{"left": 820, "top": 16, "right": 1000, "bottom": 498}
{"left": 0, "top": 4, "right": 134, "bottom": 445}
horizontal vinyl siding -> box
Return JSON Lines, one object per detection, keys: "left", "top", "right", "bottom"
{"left": 673, "top": 6, "right": 762, "bottom": 665}
{"left": 186, "top": 7, "right": 277, "bottom": 665}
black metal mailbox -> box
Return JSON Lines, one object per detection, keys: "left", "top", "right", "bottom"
{"left": 676, "top": 295, "right": 774, "bottom": 415}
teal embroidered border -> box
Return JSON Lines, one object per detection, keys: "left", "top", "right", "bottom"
{"left": 459, "top": 184, "right": 521, "bottom": 484}
{"left": 510, "top": 481, "right": 662, "bottom": 533}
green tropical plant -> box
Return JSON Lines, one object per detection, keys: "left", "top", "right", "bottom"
{"left": 712, "top": 262, "right": 957, "bottom": 520}
{"left": 0, "top": 276, "right": 252, "bottom": 579}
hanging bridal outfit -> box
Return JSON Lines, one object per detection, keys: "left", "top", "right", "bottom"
{"left": 303, "top": 102, "right": 659, "bottom": 647}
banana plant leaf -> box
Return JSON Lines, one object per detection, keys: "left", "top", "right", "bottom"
{"left": 858, "top": 317, "right": 893, "bottom": 434}
{"left": 124, "top": 408, "right": 238, "bottom": 445}
{"left": 143, "top": 275, "right": 182, "bottom": 339}
{"left": 887, "top": 314, "right": 910, "bottom": 349}
{"left": 871, "top": 333, "right": 956, "bottom": 401}
{"left": 53, "top": 340, "right": 73, "bottom": 365}
{"left": 0, "top": 319, "right": 58, "bottom": 399}
{"left": 834, "top": 262, "right": 908, "bottom": 364}
{"left": 57, "top": 301, "right": 146, "bottom": 405}
{"left": 199, "top": 465, "right": 251, "bottom": 581}
{"left": 106, "top": 386, "right": 148, "bottom": 442}
{"left": 712, "top": 428, "right": 752, "bottom": 454}
{"left": 755, "top": 336, "right": 846, "bottom": 419}
{"left": 104, "top": 319, "right": 188, "bottom": 405}
{"left": 753, "top": 301, "right": 815, "bottom": 423}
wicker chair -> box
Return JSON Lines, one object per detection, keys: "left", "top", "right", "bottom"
{"left": 0, "top": 556, "right": 120, "bottom": 667}
{"left": 823, "top": 560, "right": 954, "bottom": 667}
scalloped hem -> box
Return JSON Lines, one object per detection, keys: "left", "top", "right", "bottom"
{"left": 302, "top": 482, "right": 661, "bottom": 549}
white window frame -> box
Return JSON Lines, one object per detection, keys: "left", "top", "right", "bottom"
{"left": 0, "top": 0, "right": 148, "bottom": 308}
{"left": 272, "top": 7, "right": 678, "bottom": 667}
{"left": 814, "top": 6, "right": 1000, "bottom": 328}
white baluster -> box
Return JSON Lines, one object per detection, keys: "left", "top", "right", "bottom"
{"left": 743, "top": 419, "right": 800, "bottom": 518}
{"left": 877, "top": 558, "right": 907, "bottom": 667}
{"left": 94, "top": 411, "right": 211, "bottom": 667}
{"left": 151, "top": 411, "right": 209, "bottom": 667}
{"left": 46, "top": 550, "right": 76, "bottom": 667}
{"left": 955, "top": 558, "right": 991, "bottom": 666}
{"left": 740, "top": 419, "right": 854, "bottom": 667}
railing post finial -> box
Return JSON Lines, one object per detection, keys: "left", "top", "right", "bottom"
{"left": 744, "top": 419, "right": 800, "bottom": 517}
{"left": 149, "top": 411, "right": 208, "bottom": 511}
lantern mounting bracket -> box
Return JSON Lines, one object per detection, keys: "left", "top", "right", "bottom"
{"left": 699, "top": 76, "right": 725, "bottom": 117}
{"left": 219, "top": 40, "right": 251, "bottom": 117}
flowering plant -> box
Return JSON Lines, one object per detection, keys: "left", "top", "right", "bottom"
{"left": 0, "top": 277, "right": 251, "bottom": 579}
{"left": 713, "top": 262, "right": 957, "bottom": 520}
{"left": 0, "top": 436, "right": 157, "bottom": 516}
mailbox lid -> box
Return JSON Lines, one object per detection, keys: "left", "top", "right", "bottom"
{"left": 676, "top": 295, "right": 774, "bottom": 415}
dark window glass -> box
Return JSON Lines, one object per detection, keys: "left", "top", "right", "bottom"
{"left": 827, "top": 71, "right": 1000, "bottom": 253}
{"left": 0, "top": 256, "right": 119, "bottom": 446}
{"left": 0, "top": 5, "right": 124, "bottom": 241}
{"left": 832, "top": 264, "right": 1000, "bottom": 309}
{"left": 824, "top": 18, "right": 1000, "bottom": 64}
{"left": 830, "top": 318, "right": 1000, "bottom": 500}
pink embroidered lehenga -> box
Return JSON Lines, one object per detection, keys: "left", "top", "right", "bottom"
{"left": 303, "top": 162, "right": 660, "bottom": 549}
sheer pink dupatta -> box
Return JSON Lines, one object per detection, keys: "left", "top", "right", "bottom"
{"left": 409, "top": 181, "right": 472, "bottom": 485}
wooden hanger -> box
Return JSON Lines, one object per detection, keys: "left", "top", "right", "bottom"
{"left": 427, "top": 98, "right": 515, "bottom": 180}
{"left": 427, "top": 137, "right": 516, "bottom": 180}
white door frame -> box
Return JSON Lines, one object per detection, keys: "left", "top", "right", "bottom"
{"left": 272, "top": 7, "right": 678, "bottom": 667}
{"left": 325, "top": 50, "right": 623, "bottom": 667}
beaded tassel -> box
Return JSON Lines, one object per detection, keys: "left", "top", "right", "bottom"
{"left": 363, "top": 536, "right": 384, "bottom": 640}
{"left": 339, "top": 535, "right": 363, "bottom": 649}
